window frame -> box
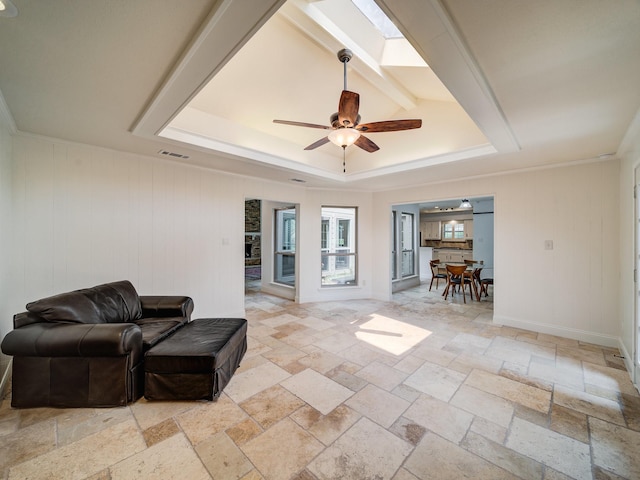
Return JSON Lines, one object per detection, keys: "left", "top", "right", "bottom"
{"left": 320, "top": 206, "right": 358, "bottom": 287}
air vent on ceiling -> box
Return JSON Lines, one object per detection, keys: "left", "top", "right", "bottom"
{"left": 158, "top": 149, "right": 190, "bottom": 159}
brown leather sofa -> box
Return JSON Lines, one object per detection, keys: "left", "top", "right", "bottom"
{"left": 1, "top": 280, "right": 193, "bottom": 408}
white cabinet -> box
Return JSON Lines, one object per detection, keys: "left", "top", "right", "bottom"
{"left": 464, "top": 220, "right": 473, "bottom": 240}
{"left": 435, "top": 249, "right": 474, "bottom": 263}
{"left": 421, "top": 221, "right": 441, "bottom": 241}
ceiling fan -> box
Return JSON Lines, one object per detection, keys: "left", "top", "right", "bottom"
{"left": 273, "top": 49, "right": 422, "bottom": 157}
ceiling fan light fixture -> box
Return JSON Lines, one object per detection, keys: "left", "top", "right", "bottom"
{"left": 0, "top": 0, "right": 18, "bottom": 17}
{"left": 459, "top": 199, "right": 472, "bottom": 209}
{"left": 328, "top": 128, "right": 360, "bottom": 148}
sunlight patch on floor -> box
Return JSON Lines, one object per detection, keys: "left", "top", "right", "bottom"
{"left": 355, "top": 314, "right": 432, "bottom": 355}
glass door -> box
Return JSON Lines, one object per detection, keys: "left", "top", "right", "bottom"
{"left": 274, "top": 207, "right": 296, "bottom": 286}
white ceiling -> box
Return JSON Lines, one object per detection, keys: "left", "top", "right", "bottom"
{"left": 1, "top": 0, "right": 639, "bottom": 191}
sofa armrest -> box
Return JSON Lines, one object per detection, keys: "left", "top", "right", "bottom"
{"left": 1, "top": 322, "right": 143, "bottom": 359}
{"left": 139, "top": 296, "right": 194, "bottom": 320}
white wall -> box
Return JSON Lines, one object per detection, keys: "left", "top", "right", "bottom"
{"left": 0, "top": 103, "right": 13, "bottom": 394}
{"left": 618, "top": 113, "right": 640, "bottom": 385}
{"left": 373, "top": 159, "right": 621, "bottom": 347}
{"left": 7, "top": 134, "right": 377, "bottom": 322}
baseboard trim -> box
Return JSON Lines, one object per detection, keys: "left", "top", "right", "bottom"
{"left": 617, "top": 340, "right": 640, "bottom": 394}
{"left": 493, "top": 315, "right": 619, "bottom": 348}
{"left": 0, "top": 358, "right": 11, "bottom": 401}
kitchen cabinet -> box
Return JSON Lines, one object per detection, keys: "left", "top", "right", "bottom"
{"left": 464, "top": 220, "right": 473, "bottom": 240}
{"left": 421, "top": 221, "right": 441, "bottom": 241}
{"left": 434, "top": 249, "right": 471, "bottom": 263}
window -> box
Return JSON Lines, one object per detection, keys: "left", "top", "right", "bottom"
{"left": 443, "top": 221, "right": 465, "bottom": 240}
{"left": 274, "top": 207, "right": 296, "bottom": 286}
{"left": 321, "top": 207, "right": 357, "bottom": 286}
{"left": 401, "top": 213, "right": 415, "bottom": 277}
{"left": 391, "top": 209, "right": 417, "bottom": 280}
{"left": 391, "top": 211, "right": 397, "bottom": 280}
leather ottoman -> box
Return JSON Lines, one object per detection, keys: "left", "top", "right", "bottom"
{"left": 144, "top": 318, "right": 247, "bottom": 401}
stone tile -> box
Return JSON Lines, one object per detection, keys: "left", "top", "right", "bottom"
{"left": 450, "top": 384, "right": 514, "bottom": 428}
{"left": 583, "top": 362, "right": 639, "bottom": 396}
{"left": 355, "top": 360, "right": 408, "bottom": 391}
{"left": 308, "top": 417, "right": 412, "bottom": 480}
{"left": 226, "top": 417, "right": 263, "bottom": 446}
{"left": 338, "top": 342, "right": 383, "bottom": 366}
{"left": 0, "top": 418, "right": 56, "bottom": 471}
{"left": 590, "top": 416, "right": 640, "bottom": 479}
{"left": 462, "top": 430, "right": 543, "bottom": 479}
{"left": 296, "top": 315, "right": 335, "bottom": 331}
{"left": 557, "top": 345, "right": 606, "bottom": 366}
{"left": 314, "top": 333, "right": 359, "bottom": 354}
{"left": 196, "top": 431, "right": 254, "bottom": 480}
{"left": 448, "top": 351, "right": 503, "bottom": 375}
{"left": 297, "top": 350, "right": 344, "bottom": 373}
{"left": 393, "top": 468, "right": 420, "bottom": 480}
{"left": 469, "top": 416, "right": 508, "bottom": 444}
{"left": 553, "top": 384, "right": 625, "bottom": 426}
{"left": 392, "top": 383, "right": 422, "bottom": 403}
{"left": 592, "top": 465, "right": 629, "bottom": 479}
{"left": 393, "top": 354, "right": 426, "bottom": 374}
{"left": 242, "top": 418, "right": 324, "bottom": 480}
{"left": 325, "top": 368, "right": 368, "bottom": 392}
{"left": 281, "top": 368, "right": 354, "bottom": 415}
{"left": 620, "top": 392, "right": 640, "bottom": 431}
{"left": 263, "top": 345, "right": 308, "bottom": 368}
{"left": 239, "top": 385, "right": 305, "bottom": 429}
{"left": 403, "top": 394, "right": 473, "bottom": 444}
{"left": 404, "top": 432, "right": 515, "bottom": 479}
{"left": 403, "top": 361, "right": 467, "bottom": 402}
{"left": 142, "top": 418, "right": 180, "bottom": 447}
{"left": 261, "top": 313, "right": 301, "bottom": 328}
{"left": 465, "top": 369, "right": 551, "bottom": 414}
{"left": 225, "top": 361, "right": 291, "bottom": 403}
{"left": 129, "top": 398, "right": 196, "bottom": 430}
{"left": 8, "top": 419, "right": 145, "bottom": 480}
{"left": 389, "top": 417, "right": 427, "bottom": 446}
{"left": 290, "top": 404, "right": 361, "bottom": 446}
{"left": 345, "top": 384, "right": 410, "bottom": 428}
{"left": 353, "top": 313, "right": 433, "bottom": 356}
{"left": 528, "top": 356, "right": 585, "bottom": 390}
{"left": 110, "top": 433, "right": 210, "bottom": 480}
{"left": 505, "top": 417, "right": 591, "bottom": 480}
{"left": 177, "top": 395, "right": 248, "bottom": 445}
{"left": 549, "top": 404, "right": 589, "bottom": 443}
{"left": 57, "top": 407, "right": 131, "bottom": 446}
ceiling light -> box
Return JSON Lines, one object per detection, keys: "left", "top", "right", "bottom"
{"left": 0, "top": 0, "right": 18, "bottom": 17}
{"left": 459, "top": 199, "right": 472, "bottom": 209}
{"left": 328, "top": 128, "right": 361, "bottom": 148}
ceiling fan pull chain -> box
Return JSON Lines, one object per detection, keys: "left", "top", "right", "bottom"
{"left": 343, "top": 146, "right": 346, "bottom": 173}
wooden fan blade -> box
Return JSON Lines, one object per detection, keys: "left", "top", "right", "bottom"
{"left": 337, "top": 90, "right": 359, "bottom": 127}
{"left": 354, "top": 135, "right": 379, "bottom": 153}
{"left": 273, "top": 119, "right": 331, "bottom": 130}
{"left": 357, "top": 119, "right": 422, "bottom": 133}
{"left": 304, "top": 137, "right": 330, "bottom": 150}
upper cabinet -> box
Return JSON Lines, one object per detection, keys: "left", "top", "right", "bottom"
{"left": 464, "top": 220, "right": 473, "bottom": 240}
{"left": 421, "top": 221, "right": 441, "bottom": 241}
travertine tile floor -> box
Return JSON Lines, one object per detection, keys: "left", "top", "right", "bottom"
{"left": 1, "top": 281, "right": 639, "bottom": 479}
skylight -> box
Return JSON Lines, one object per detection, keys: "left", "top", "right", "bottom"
{"left": 351, "top": 0, "right": 403, "bottom": 39}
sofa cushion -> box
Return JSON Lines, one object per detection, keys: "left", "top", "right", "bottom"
{"left": 26, "top": 280, "right": 142, "bottom": 324}
{"left": 135, "top": 317, "right": 187, "bottom": 351}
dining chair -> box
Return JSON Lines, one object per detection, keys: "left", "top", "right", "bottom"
{"left": 429, "top": 260, "right": 447, "bottom": 291}
{"left": 470, "top": 267, "right": 483, "bottom": 301}
{"left": 480, "top": 276, "right": 494, "bottom": 297}
{"left": 443, "top": 264, "right": 472, "bottom": 303}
